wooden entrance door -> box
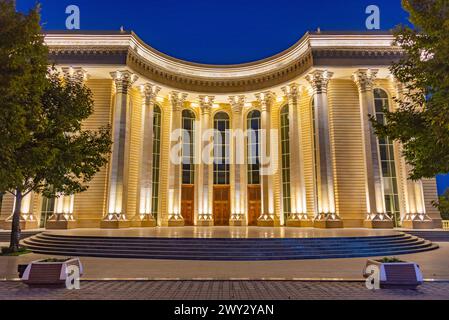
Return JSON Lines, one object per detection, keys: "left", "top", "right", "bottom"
{"left": 213, "top": 186, "right": 230, "bottom": 226}
{"left": 181, "top": 185, "right": 195, "bottom": 226}
{"left": 248, "top": 185, "right": 261, "bottom": 226}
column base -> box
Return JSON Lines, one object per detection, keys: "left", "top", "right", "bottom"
{"left": 363, "top": 220, "right": 394, "bottom": 229}
{"left": 286, "top": 214, "right": 314, "bottom": 228}
{"left": 229, "top": 214, "right": 246, "bottom": 227}
{"left": 286, "top": 219, "right": 314, "bottom": 228}
{"left": 130, "top": 215, "right": 157, "bottom": 228}
{"left": 402, "top": 214, "right": 434, "bottom": 229}
{"left": 46, "top": 220, "right": 78, "bottom": 230}
{"left": 45, "top": 213, "right": 77, "bottom": 230}
{"left": 2, "top": 214, "right": 39, "bottom": 230}
{"left": 257, "top": 215, "right": 280, "bottom": 227}
{"left": 1, "top": 220, "right": 39, "bottom": 231}
{"left": 196, "top": 220, "right": 214, "bottom": 227}
{"left": 229, "top": 220, "right": 246, "bottom": 227}
{"left": 100, "top": 214, "right": 130, "bottom": 229}
{"left": 168, "top": 215, "right": 185, "bottom": 227}
{"left": 313, "top": 220, "right": 343, "bottom": 229}
{"left": 313, "top": 213, "right": 343, "bottom": 229}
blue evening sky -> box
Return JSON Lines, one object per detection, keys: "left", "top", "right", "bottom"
{"left": 16, "top": 0, "right": 449, "bottom": 195}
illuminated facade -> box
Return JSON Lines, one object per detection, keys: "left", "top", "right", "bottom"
{"left": 0, "top": 31, "right": 443, "bottom": 230}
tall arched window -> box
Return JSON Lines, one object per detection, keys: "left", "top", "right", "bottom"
{"left": 374, "top": 89, "right": 400, "bottom": 226}
{"left": 214, "top": 112, "right": 230, "bottom": 185}
{"left": 151, "top": 105, "right": 162, "bottom": 219}
{"left": 182, "top": 109, "right": 196, "bottom": 185}
{"left": 247, "top": 110, "right": 261, "bottom": 185}
{"left": 280, "top": 105, "right": 291, "bottom": 220}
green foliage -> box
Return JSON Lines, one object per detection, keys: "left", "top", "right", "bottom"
{"left": 0, "top": 246, "right": 30, "bottom": 256}
{"left": 433, "top": 188, "right": 449, "bottom": 220}
{"left": 371, "top": 0, "right": 449, "bottom": 180}
{"left": 0, "top": 1, "right": 112, "bottom": 252}
{"left": 0, "top": 1, "right": 112, "bottom": 198}
{"left": 377, "top": 257, "right": 404, "bottom": 263}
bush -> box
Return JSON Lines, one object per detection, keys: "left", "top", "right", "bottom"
{"left": 377, "top": 257, "right": 404, "bottom": 263}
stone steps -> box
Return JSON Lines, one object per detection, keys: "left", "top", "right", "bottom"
{"left": 22, "top": 232, "right": 439, "bottom": 261}
{"left": 405, "top": 231, "right": 449, "bottom": 242}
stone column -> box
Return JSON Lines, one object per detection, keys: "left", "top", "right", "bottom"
{"left": 353, "top": 69, "right": 393, "bottom": 229}
{"left": 167, "top": 92, "right": 188, "bottom": 226}
{"left": 392, "top": 81, "right": 433, "bottom": 229}
{"left": 5, "top": 192, "right": 38, "bottom": 230}
{"left": 102, "top": 70, "right": 138, "bottom": 229}
{"left": 133, "top": 83, "right": 161, "bottom": 227}
{"left": 47, "top": 67, "right": 88, "bottom": 230}
{"left": 229, "top": 96, "right": 246, "bottom": 226}
{"left": 281, "top": 84, "right": 311, "bottom": 227}
{"left": 255, "top": 92, "right": 278, "bottom": 226}
{"left": 197, "top": 95, "right": 215, "bottom": 226}
{"left": 306, "top": 70, "right": 342, "bottom": 228}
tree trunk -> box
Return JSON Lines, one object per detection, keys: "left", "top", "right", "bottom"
{"left": 9, "top": 189, "right": 22, "bottom": 253}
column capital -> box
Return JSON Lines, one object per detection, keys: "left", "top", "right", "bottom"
{"left": 229, "top": 95, "right": 246, "bottom": 114}
{"left": 140, "top": 83, "right": 161, "bottom": 105}
{"left": 199, "top": 95, "right": 215, "bottom": 115}
{"left": 352, "top": 69, "right": 379, "bottom": 93}
{"left": 281, "top": 83, "right": 301, "bottom": 102}
{"left": 255, "top": 91, "right": 275, "bottom": 112}
{"left": 306, "top": 70, "right": 334, "bottom": 94}
{"left": 62, "top": 67, "right": 88, "bottom": 83}
{"left": 170, "top": 91, "right": 188, "bottom": 112}
{"left": 110, "top": 70, "right": 138, "bottom": 94}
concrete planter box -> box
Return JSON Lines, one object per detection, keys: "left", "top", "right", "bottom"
{"left": 21, "top": 258, "right": 83, "bottom": 287}
{"left": 364, "top": 259, "right": 423, "bottom": 289}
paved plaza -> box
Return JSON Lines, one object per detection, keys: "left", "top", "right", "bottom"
{"left": 0, "top": 280, "right": 448, "bottom": 300}
{"left": 40, "top": 227, "right": 399, "bottom": 238}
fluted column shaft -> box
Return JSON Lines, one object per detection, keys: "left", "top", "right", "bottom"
{"left": 392, "top": 81, "right": 432, "bottom": 227}
{"left": 353, "top": 69, "right": 388, "bottom": 224}
{"left": 197, "top": 96, "right": 214, "bottom": 225}
{"left": 306, "top": 70, "right": 338, "bottom": 224}
{"left": 229, "top": 96, "right": 246, "bottom": 225}
{"left": 256, "top": 92, "right": 276, "bottom": 226}
{"left": 106, "top": 70, "right": 138, "bottom": 222}
{"left": 136, "top": 84, "right": 161, "bottom": 226}
{"left": 282, "top": 84, "right": 308, "bottom": 224}
{"left": 49, "top": 68, "right": 89, "bottom": 222}
{"left": 168, "top": 92, "right": 187, "bottom": 225}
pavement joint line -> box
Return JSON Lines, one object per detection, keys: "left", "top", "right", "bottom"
{"left": 1, "top": 277, "right": 448, "bottom": 282}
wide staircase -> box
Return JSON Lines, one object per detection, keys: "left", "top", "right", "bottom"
{"left": 405, "top": 230, "right": 449, "bottom": 242}
{"left": 22, "top": 232, "right": 438, "bottom": 261}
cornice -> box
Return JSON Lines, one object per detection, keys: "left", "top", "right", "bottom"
{"left": 45, "top": 31, "right": 399, "bottom": 94}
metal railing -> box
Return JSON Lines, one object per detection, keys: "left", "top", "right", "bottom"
{"left": 443, "top": 221, "right": 449, "bottom": 230}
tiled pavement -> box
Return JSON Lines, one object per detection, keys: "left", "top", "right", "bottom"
{"left": 0, "top": 280, "right": 448, "bottom": 300}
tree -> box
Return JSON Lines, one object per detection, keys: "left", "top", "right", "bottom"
{"left": 434, "top": 188, "right": 449, "bottom": 220}
{"left": 0, "top": 1, "right": 112, "bottom": 252}
{"left": 371, "top": 0, "right": 449, "bottom": 180}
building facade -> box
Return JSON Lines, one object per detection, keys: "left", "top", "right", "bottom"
{"left": 0, "top": 31, "right": 443, "bottom": 230}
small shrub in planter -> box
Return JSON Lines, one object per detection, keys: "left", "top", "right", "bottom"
{"left": 363, "top": 257, "right": 423, "bottom": 289}
{"left": 21, "top": 257, "right": 83, "bottom": 287}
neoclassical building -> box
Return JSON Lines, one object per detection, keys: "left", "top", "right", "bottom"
{"left": 0, "top": 31, "right": 443, "bottom": 230}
